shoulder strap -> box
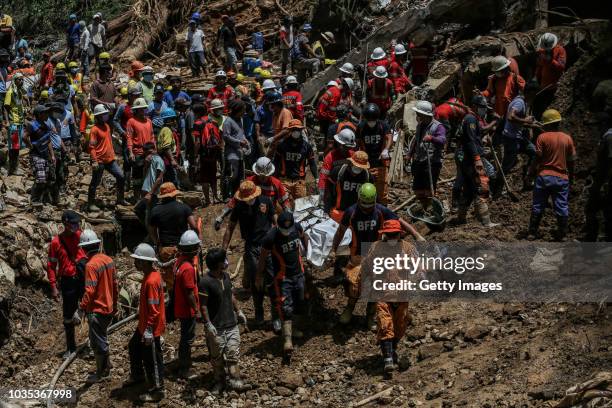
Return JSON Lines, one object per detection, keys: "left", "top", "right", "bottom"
{"left": 58, "top": 235, "right": 78, "bottom": 265}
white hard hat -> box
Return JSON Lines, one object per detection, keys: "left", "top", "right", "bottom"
{"left": 538, "top": 32, "right": 558, "bottom": 50}
{"left": 179, "top": 230, "right": 201, "bottom": 247}
{"left": 342, "top": 77, "right": 354, "bottom": 91}
{"left": 285, "top": 75, "right": 298, "bottom": 85}
{"left": 93, "top": 104, "right": 109, "bottom": 116}
{"left": 412, "top": 100, "right": 434, "bottom": 117}
{"left": 210, "top": 98, "right": 224, "bottom": 110}
{"left": 333, "top": 128, "right": 356, "bottom": 147}
{"left": 394, "top": 43, "right": 407, "bottom": 55}
{"left": 132, "top": 97, "right": 148, "bottom": 109}
{"left": 12, "top": 72, "right": 24, "bottom": 79}
{"left": 79, "top": 229, "right": 101, "bottom": 247}
{"left": 252, "top": 156, "right": 275, "bottom": 176}
{"left": 141, "top": 66, "right": 154, "bottom": 73}
{"left": 262, "top": 79, "right": 277, "bottom": 90}
{"left": 373, "top": 66, "right": 388, "bottom": 78}
{"left": 215, "top": 70, "right": 227, "bottom": 78}
{"left": 327, "top": 80, "right": 338, "bottom": 87}
{"left": 491, "top": 55, "right": 511, "bottom": 72}
{"left": 339, "top": 62, "right": 354, "bottom": 75}
{"left": 321, "top": 31, "right": 335, "bottom": 43}
{"left": 371, "top": 47, "right": 386, "bottom": 60}
{"left": 131, "top": 243, "right": 158, "bottom": 262}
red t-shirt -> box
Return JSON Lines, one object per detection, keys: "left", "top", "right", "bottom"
{"left": 173, "top": 256, "right": 199, "bottom": 319}
{"left": 536, "top": 131, "right": 576, "bottom": 180}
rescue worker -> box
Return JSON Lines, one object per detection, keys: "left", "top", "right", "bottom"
{"left": 222, "top": 99, "right": 249, "bottom": 198}
{"left": 279, "top": 16, "right": 293, "bottom": 75}
{"left": 325, "top": 104, "right": 358, "bottom": 153}
{"left": 126, "top": 97, "right": 155, "bottom": 197}
{"left": 406, "top": 100, "right": 446, "bottom": 212}
{"left": 367, "top": 66, "right": 395, "bottom": 118}
{"left": 282, "top": 76, "right": 304, "bottom": 122}
{"left": 454, "top": 95, "right": 498, "bottom": 227}
{"left": 88, "top": 64, "right": 113, "bottom": 116}
{"left": 128, "top": 60, "right": 144, "bottom": 89}
{"left": 257, "top": 211, "right": 309, "bottom": 357}
{"left": 163, "top": 75, "right": 191, "bottom": 108}
{"left": 270, "top": 119, "right": 318, "bottom": 203}
{"left": 481, "top": 55, "right": 526, "bottom": 119}
{"left": 3, "top": 72, "right": 27, "bottom": 175}
{"left": 217, "top": 15, "right": 242, "bottom": 73}
{"left": 137, "top": 66, "right": 156, "bottom": 104}
{"left": 125, "top": 243, "right": 166, "bottom": 402}
{"left": 194, "top": 99, "right": 224, "bottom": 205}
{"left": 67, "top": 61, "right": 82, "bottom": 93}
{"left": 147, "top": 84, "right": 168, "bottom": 134}
{"left": 47, "top": 210, "right": 86, "bottom": 358}
{"left": 356, "top": 103, "right": 392, "bottom": 204}
{"left": 312, "top": 31, "right": 335, "bottom": 60}
{"left": 254, "top": 83, "right": 278, "bottom": 147}
{"left": 584, "top": 123, "right": 612, "bottom": 241}
{"left": 367, "top": 47, "right": 390, "bottom": 78}
{"left": 339, "top": 77, "right": 355, "bottom": 113}
{"left": 47, "top": 102, "right": 71, "bottom": 201}
{"left": 207, "top": 70, "right": 236, "bottom": 114}
{"left": 268, "top": 92, "right": 294, "bottom": 147}
{"left": 22, "top": 105, "right": 56, "bottom": 204}
{"left": 534, "top": 32, "right": 567, "bottom": 120}
{"left": 39, "top": 51, "right": 55, "bottom": 89}
{"left": 173, "top": 230, "right": 201, "bottom": 379}
{"left": 88, "top": 104, "right": 127, "bottom": 211}
{"left": 157, "top": 107, "right": 180, "bottom": 185}
{"left": 76, "top": 229, "right": 117, "bottom": 384}
{"left": 388, "top": 44, "right": 412, "bottom": 94}
{"left": 114, "top": 87, "right": 142, "bottom": 191}
{"left": 337, "top": 62, "right": 363, "bottom": 101}
{"left": 318, "top": 128, "right": 356, "bottom": 209}
{"left": 434, "top": 96, "right": 469, "bottom": 151}
{"left": 199, "top": 247, "right": 249, "bottom": 393}
{"left": 527, "top": 109, "right": 576, "bottom": 241}
{"left": 291, "top": 24, "right": 320, "bottom": 83}
{"left": 316, "top": 80, "right": 342, "bottom": 145}
{"left": 222, "top": 180, "right": 276, "bottom": 326}
{"left": 328, "top": 150, "right": 373, "bottom": 221}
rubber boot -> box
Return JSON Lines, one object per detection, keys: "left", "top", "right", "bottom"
{"left": 116, "top": 185, "right": 129, "bottom": 206}
{"left": 366, "top": 303, "right": 377, "bottom": 332}
{"left": 453, "top": 205, "right": 468, "bottom": 225}
{"left": 490, "top": 177, "right": 503, "bottom": 200}
{"left": 339, "top": 298, "right": 357, "bottom": 324}
{"left": 178, "top": 347, "right": 195, "bottom": 379}
{"left": 292, "top": 317, "right": 303, "bottom": 339}
{"left": 554, "top": 216, "right": 568, "bottom": 242}
{"left": 381, "top": 340, "right": 394, "bottom": 377}
{"left": 527, "top": 212, "right": 543, "bottom": 240}
{"left": 476, "top": 200, "right": 499, "bottom": 228}
{"left": 282, "top": 320, "right": 293, "bottom": 354}
{"left": 392, "top": 339, "right": 400, "bottom": 368}
{"left": 51, "top": 185, "right": 62, "bottom": 206}
{"left": 64, "top": 323, "right": 77, "bottom": 357}
{"left": 253, "top": 290, "right": 265, "bottom": 327}
{"left": 31, "top": 183, "right": 46, "bottom": 204}
{"left": 211, "top": 363, "right": 226, "bottom": 394}
{"left": 86, "top": 353, "right": 110, "bottom": 384}
{"left": 8, "top": 150, "right": 24, "bottom": 176}
{"left": 227, "top": 363, "right": 250, "bottom": 391}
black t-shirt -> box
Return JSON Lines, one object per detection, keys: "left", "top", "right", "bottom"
{"left": 218, "top": 25, "right": 237, "bottom": 48}
{"left": 262, "top": 224, "right": 305, "bottom": 278}
{"left": 198, "top": 271, "right": 236, "bottom": 330}
{"left": 149, "top": 199, "right": 193, "bottom": 247}
{"left": 229, "top": 196, "right": 275, "bottom": 244}
{"left": 357, "top": 120, "right": 390, "bottom": 167}
{"left": 274, "top": 138, "right": 315, "bottom": 180}
{"left": 341, "top": 203, "right": 398, "bottom": 255}
{"left": 329, "top": 164, "right": 374, "bottom": 211}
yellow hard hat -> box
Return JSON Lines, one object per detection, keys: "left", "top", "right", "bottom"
{"left": 68, "top": 61, "right": 79, "bottom": 68}
{"left": 40, "top": 90, "right": 49, "bottom": 99}
{"left": 99, "top": 52, "right": 111, "bottom": 60}
{"left": 260, "top": 70, "right": 272, "bottom": 79}
{"left": 56, "top": 62, "right": 66, "bottom": 70}
{"left": 120, "top": 87, "right": 128, "bottom": 96}
{"left": 541, "top": 109, "right": 562, "bottom": 125}
{"left": 253, "top": 67, "right": 263, "bottom": 75}
{"left": 236, "top": 73, "right": 245, "bottom": 83}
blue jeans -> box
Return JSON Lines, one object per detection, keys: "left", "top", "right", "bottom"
{"left": 80, "top": 50, "right": 90, "bottom": 77}
{"left": 224, "top": 47, "right": 237, "bottom": 69}
{"left": 502, "top": 136, "right": 536, "bottom": 174}
{"left": 532, "top": 175, "right": 569, "bottom": 217}
{"left": 188, "top": 51, "right": 206, "bottom": 76}
{"left": 88, "top": 160, "right": 125, "bottom": 199}
{"left": 275, "top": 274, "right": 305, "bottom": 321}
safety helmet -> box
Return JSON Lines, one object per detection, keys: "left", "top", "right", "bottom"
{"left": 541, "top": 109, "right": 562, "bottom": 125}
{"left": 40, "top": 90, "right": 49, "bottom": 99}
{"left": 120, "top": 87, "right": 128, "bottom": 96}
{"left": 79, "top": 229, "right": 101, "bottom": 247}
{"left": 161, "top": 107, "right": 177, "bottom": 120}
{"left": 412, "top": 100, "right": 434, "bottom": 117}
{"left": 285, "top": 75, "right": 298, "bottom": 85}
{"left": 128, "top": 86, "right": 142, "bottom": 96}
{"left": 179, "top": 230, "right": 201, "bottom": 247}
{"left": 266, "top": 92, "right": 283, "bottom": 104}
{"left": 12, "top": 72, "right": 24, "bottom": 80}
{"left": 471, "top": 95, "right": 489, "bottom": 108}
{"left": 260, "top": 70, "right": 272, "bottom": 79}
{"left": 191, "top": 12, "right": 201, "bottom": 21}
{"left": 55, "top": 62, "right": 66, "bottom": 70}
{"left": 539, "top": 32, "right": 558, "bottom": 50}
{"left": 358, "top": 183, "right": 377, "bottom": 206}
{"left": 371, "top": 47, "right": 386, "bottom": 60}
{"left": 131, "top": 243, "right": 158, "bottom": 262}
{"left": 93, "top": 104, "right": 110, "bottom": 116}
{"left": 132, "top": 97, "right": 148, "bottom": 110}
{"left": 131, "top": 60, "right": 145, "bottom": 72}
{"left": 373, "top": 66, "right": 388, "bottom": 79}
{"left": 153, "top": 84, "right": 165, "bottom": 94}
{"left": 68, "top": 61, "right": 79, "bottom": 68}
{"left": 302, "top": 23, "right": 312, "bottom": 32}
{"left": 99, "top": 52, "right": 111, "bottom": 60}
{"left": 262, "top": 79, "right": 277, "bottom": 91}
{"left": 339, "top": 62, "right": 354, "bottom": 75}
{"left": 210, "top": 98, "right": 225, "bottom": 111}
{"left": 253, "top": 67, "right": 263, "bottom": 75}
{"left": 491, "top": 55, "right": 510, "bottom": 72}
{"left": 69, "top": 14, "right": 77, "bottom": 20}
{"left": 363, "top": 103, "right": 380, "bottom": 120}
{"left": 236, "top": 73, "right": 245, "bottom": 82}
{"left": 141, "top": 65, "right": 154, "bottom": 74}
{"left": 342, "top": 77, "right": 354, "bottom": 91}
{"left": 327, "top": 80, "right": 339, "bottom": 87}
{"left": 252, "top": 156, "right": 276, "bottom": 176}
{"left": 321, "top": 31, "right": 335, "bottom": 43}
{"left": 394, "top": 43, "right": 408, "bottom": 55}
{"left": 215, "top": 70, "right": 227, "bottom": 78}
{"left": 333, "top": 128, "right": 356, "bottom": 147}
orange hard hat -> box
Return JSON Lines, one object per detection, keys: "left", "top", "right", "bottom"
{"left": 131, "top": 60, "right": 145, "bottom": 71}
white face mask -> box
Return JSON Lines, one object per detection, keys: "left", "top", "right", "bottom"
{"left": 351, "top": 166, "right": 363, "bottom": 175}
{"left": 291, "top": 130, "right": 301, "bottom": 139}
{"left": 367, "top": 120, "right": 377, "bottom": 128}
{"left": 477, "top": 107, "right": 487, "bottom": 117}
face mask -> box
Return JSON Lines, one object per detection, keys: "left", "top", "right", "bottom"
{"left": 351, "top": 166, "right": 363, "bottom": 175}
{"left": 367, "top": 120, "right": 377, "bottom": 128}
{"left": 101, "top": 113, "right": 110, "bottom": 122}
{"left": 143, "top": 74, "right": 153, "bottom": 82}
{"left": 279, "top": 227, "right": 292, "bottom": 236}
{"left": 477, "top": 107, "right": 487, "bottom": 117}
{"left": 291, "top": 130, "right": 301, "bottom": 139}
{"left": 246, "top": 198, "right": 256, "bottom": 206}
{"left": 70, "top": 68, "right": 78, "bottom": 75}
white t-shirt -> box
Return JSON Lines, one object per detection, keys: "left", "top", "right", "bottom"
{"left": 186, "top": 28, "right": 205, "bottom": 53}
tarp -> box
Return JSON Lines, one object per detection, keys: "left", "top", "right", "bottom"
{"left": 294, "top": 195, "right": 352, "bottom": 267}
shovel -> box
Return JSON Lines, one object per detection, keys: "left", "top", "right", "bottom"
{"left": 491, "top": 147, "right": 519, "bottom": 202}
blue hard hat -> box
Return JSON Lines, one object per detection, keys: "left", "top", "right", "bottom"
{"left": 302, "top": 23, "right": 312, "bottom": 32}
{"left": 191, "top": 12, "right": 201, "bottom": 20}
{"left": 265, "top": 91, "right": 283, "bottom": 104}
{"left": 161, "top": 108, "right": 177, "bottom": 120}
{"left": 69, "top": 14, "right": 77, "bottom": 20}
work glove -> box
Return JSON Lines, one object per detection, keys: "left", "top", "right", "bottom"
{"left": 236, "top": 310, "right": 247, "bottom": 325}
{"left": 214, "top": 216, "right": 224, "bottom": 231}
{"left": 380, "top": 149, "right": 390, "bottom": 160}
{"left": 142, "top": 327, "right": 154, "bottom": 345}
{"left": 205, "top": 321, "right": 218, "bottom": 337}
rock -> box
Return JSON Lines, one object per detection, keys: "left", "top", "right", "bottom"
{"left": 25, "top": 250, "right": 44, "bottom": 281}
{"left": 80, "top": 175, "right": 92, "bottom": 186}
{"left": 463, "top": 325, "right": 490, "bottom": 341}
{"left": 527, "top": 389, "right": 555, "bottom": 400}
{"left": 0, "top": 259, "right": 15, "bottom": 284}
{"left": 275, "top": 386, "right": 293, "bottom": 397}
{"left": 279, "top": 372, "right": 304, "bottom": 390}
{"left": 179, "top": 192, "right": 202, "bottom": 209}
{"left": 296, "top": 387, "right": 308, "bottom": 395}
{"left": 502, "top": 304, "right": 523, "bottom": 316}
{"left": 425, "top": 389, "right": 443, "bottom": 400}
{"left": 4, "top": 190, "right": 27, "bottom": 206}
{"left": 417, "top": 342, "right": 445, "bottom": 361}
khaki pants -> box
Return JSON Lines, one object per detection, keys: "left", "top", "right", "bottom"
{"left": 370, "top": 166, "right": 389, "bottom": 205}
{"left": 376, "top": 302, "right": 409, "bottom": 342}
{"left": 206, "top": 325, "right": 240, "bottom": 380}
{"left": 281, "top": 178, "right": 307, "bottom": 203}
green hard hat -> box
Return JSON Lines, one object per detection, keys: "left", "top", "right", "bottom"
{"left": 358, "top": 183, "right": 377, "bottom": 205}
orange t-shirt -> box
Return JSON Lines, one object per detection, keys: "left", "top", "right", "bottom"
{"left": 126, "top": 117, "right": 155, "bottom": 156}
{"left": 138, "top": 269, "right": 166, "bottom": 337}
{"left": 89, "top": 123, "right": 115, "bottom": 164}
{"left": 273, "top": 108, "right": 293, "bottom": 136}
{"left": 536, "top": 131, "right": 576, "bottom": 180}
{"left": 79, "top": 253, "right": 118, "bottom": 315}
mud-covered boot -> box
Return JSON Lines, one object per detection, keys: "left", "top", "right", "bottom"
{"left": 116, "top": 185, "right": 129, "bottom": 206}
{"left": 527, "top": 212, "right": 543, "bottom": 240}
{"left": 282, "top": 320, "right": 293, "bottom": 354}
{"left": 8, "top": 150, "right": 24, "bottom": 176}
{"left": 339, "top": 298, "right": 357, "bottom": 324}
{"left": 476, "top": 200, "right": 499, "bottom": 228}
{"left": 211, "top": 363, "right": 226, "bottom": 394}
{"left": 228, "top": 363, "right": 251, "bottom": 392}
{"left": 292, "top": 317, "right": 303, "bottom": 339}
{"left": 63, "top": 323, "right": 77, "bottom": 358}
{"left": 86, "top": 353, "right": 109, "bottom": 384}
{"left": 452, "top": 205, "right": 468, "bottom": 225}
{"left": 30, "top": 183, "right": 46, "bottom": 204}
{"left": 554, "top": 216, "right": 568, "bottom": 242}
{"left": 381, "top": 340, "right": 395, "bottom": 378}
